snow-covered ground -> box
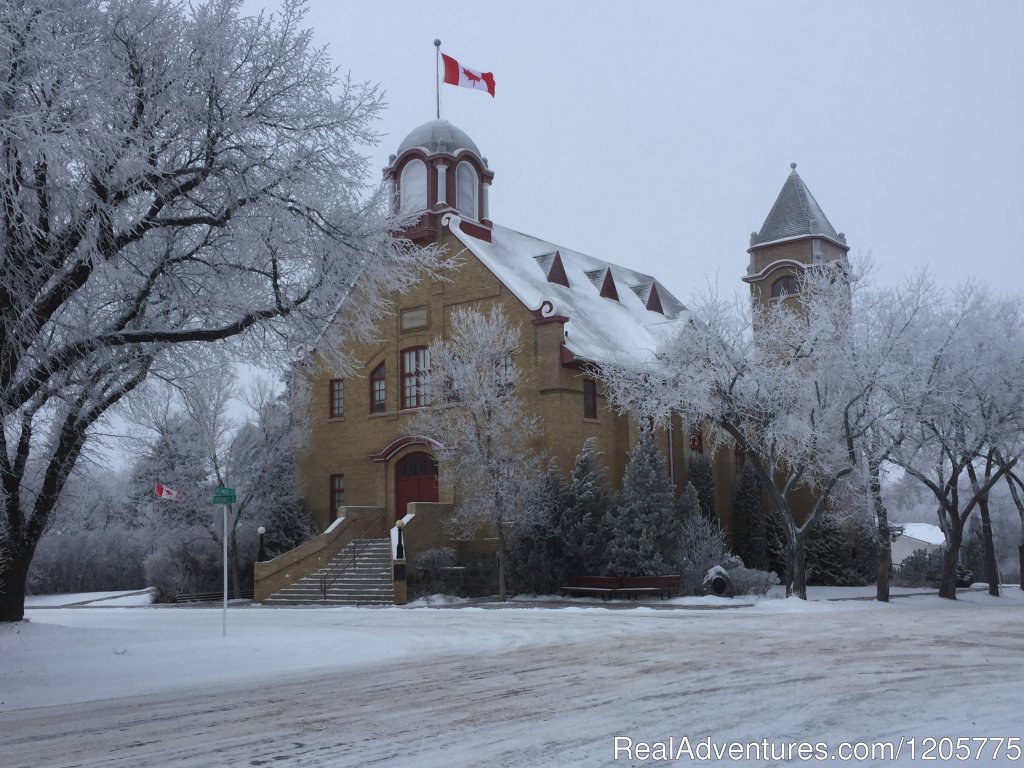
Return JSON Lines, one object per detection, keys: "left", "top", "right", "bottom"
{"left": 3, "top": 589, "right": 1023, "bottom": 767}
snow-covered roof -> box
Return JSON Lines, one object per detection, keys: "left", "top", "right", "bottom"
{"left": 898, "top": 523, "right": 946, "bottom": 546}
{"left": 445, "top": 215, "right": 687, "bottom": 364}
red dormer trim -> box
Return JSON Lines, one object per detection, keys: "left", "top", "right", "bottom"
{"left": 548, "top": 252, "right": 570, "bottom": 287}
{"left": 647, "top": 283, "right": 664, "bottom": 314}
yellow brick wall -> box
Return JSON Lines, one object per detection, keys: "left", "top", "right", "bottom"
{"left": 296, "top": 228, "right": 736, "bottom": 533}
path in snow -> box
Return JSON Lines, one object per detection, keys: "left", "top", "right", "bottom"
{"left": 2, "top": 600, "right": 1023, "bottom": 767}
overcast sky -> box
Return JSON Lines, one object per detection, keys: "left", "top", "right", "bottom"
{"left": 256, "top": 1, "right": 1023, "bottom": 302}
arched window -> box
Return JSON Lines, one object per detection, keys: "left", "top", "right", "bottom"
{"left": 456, "top": 162, "right": 478, "bottom": 220}
{"left": 370, "top": 362, "right": 386, "bottom": 413}
{"left": 399, "top": 159, "right": 427, "bottom": 214}
{"left": 771, "top": 275, "right": 799, "bottom": 298}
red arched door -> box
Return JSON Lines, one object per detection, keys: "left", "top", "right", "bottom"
{"left": 395, "top": 451, "right": 438, "bottom": 520}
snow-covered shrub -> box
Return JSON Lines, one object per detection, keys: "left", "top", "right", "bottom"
{"left": 893, "top": 548, "right": 944, "bottom": 587}
{"left": 727, "top": 565, "right": 780, "bottom": 596}
{"left": 678, "top": 512, "right": 730, "bottom": 596}
{"left": 414, "top": 548, "right": 459, "bottom": 596}
{"left": 144, "top": 536, "right": 221, "bottom": 602}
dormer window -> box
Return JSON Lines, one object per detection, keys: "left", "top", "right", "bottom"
{"left": 400, "top": 159, "right": 427, "bottom": 214}
{"left": 586, "top": 268, "right": 619, "bottom": 301}
{"left": 456, "top": 161, "right": 478, "bottom": 220}
{"left": 534, "top": 251, "right": 570, "bottom": 288}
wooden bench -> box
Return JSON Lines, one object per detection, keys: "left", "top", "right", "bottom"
{"left": 621, "top": 575, "right": 681, "bottom": 600}
{"left": 561, "top": 575, "right": 681, "bottom": 601}
{"left": 560, "top": 576, "right": 622, "bottom": 600}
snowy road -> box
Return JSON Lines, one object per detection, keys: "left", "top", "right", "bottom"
{"left": 3, "top": 598, "right": 1024, "bottom": 767}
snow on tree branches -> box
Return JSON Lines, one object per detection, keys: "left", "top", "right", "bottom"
{"left": 0, "top": 0, "right": 443, "bottom": 621}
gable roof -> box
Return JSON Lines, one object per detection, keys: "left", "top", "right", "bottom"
{"left": 445, "top": 216, "right": 687, "bottom": 365}
{"left": 751, "top": 165, "right": 843, "bottom": 248}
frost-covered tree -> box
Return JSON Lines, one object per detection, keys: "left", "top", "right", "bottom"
{"left": 0, "top": 0, "right": 443, "bottom": 621}
{"left": 889, "top": 287, "right": 1024, "bottom": 599}
{"left": 411, "top": 306, "right": 544, "bottom": 601}
{"left": 130, "top": 368, "right": 310, "bottom": 599}
{"left": 602, "top": 265, "right": 874, "bottom": 598}
{"left": 1001, "top": 468, "right": 1024, "bottom": 590}
{"left": 559, "top": 438, "right": 616, "bottom": 575}
{"left": 687, "top": 454, "right": 716, "bottom": 524}
{"left": 605, "top": 429, "right": 678, "bottom": 577}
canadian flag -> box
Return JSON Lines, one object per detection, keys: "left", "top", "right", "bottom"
{"left": 441, "top": 53, "right": 495, "bottom": 97}
{"left": 155, "top": 482, "right": 183, "bottom": 501}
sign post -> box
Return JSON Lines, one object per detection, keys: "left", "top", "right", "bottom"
{"left": 212, "top": 487, "right": 236, "bottom": 636}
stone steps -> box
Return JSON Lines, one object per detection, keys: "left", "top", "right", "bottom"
{"left": 262, "top": 539, "right": 393, "bottom": 606}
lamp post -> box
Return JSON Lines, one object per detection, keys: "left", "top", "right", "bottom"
{"left": 393, "top": 518, "right": 407, "bottom": 605}
{"left": 257, "top": 525, "right": 267, "bottom": 562}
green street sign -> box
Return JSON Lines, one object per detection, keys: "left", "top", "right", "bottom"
{"left": 212, "top": 487, "right": 236, "bottom": 504}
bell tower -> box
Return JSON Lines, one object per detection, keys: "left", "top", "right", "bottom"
{"left": 743, "top": 163, "right": 849, "bottom": 304}
{"left": 383, "top": 119, "right": 494, "bottom": 243}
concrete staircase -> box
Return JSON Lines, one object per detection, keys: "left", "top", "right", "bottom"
{"left": 261, "top": 539, "right": 393, "bottom": 606}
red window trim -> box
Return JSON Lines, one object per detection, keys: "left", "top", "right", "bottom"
{"left": 370, "top": 362, "right": 386, "bottom": 413}
{"left": 689, "top": 428, "right": 704, "bottom": 453}
{"left": 400, "top": 346, "right": 430, "bottom": 409}
{"left": 329, "top": 378, "right": 344, "bottom": 419}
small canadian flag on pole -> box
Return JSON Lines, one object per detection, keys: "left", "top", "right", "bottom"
{"left": 441, "top": 52, "right": 495, "bottom": 97}
{"left": 155, "top": 482, "right": 183, "bottom": 501}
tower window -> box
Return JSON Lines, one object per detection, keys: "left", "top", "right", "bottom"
{"left": 771, "top": 275, "right": 799, "bottom": 298}
{"left": 370, "top": 362, "right": 386, "bottom": 413}
{"left": 401, "top": 346, "right": 431, "bottom": 409}
{"left": 399, "top": 159, "right": 427, "bottom": 214}
{"left": 456, "top": 162, "right": 478, "bottom": 220}
{"left": 329, "top": 379, "right": 344, "bottom": 418}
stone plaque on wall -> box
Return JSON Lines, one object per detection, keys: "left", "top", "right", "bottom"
{"left": 400, "top": 306, "right": 428, "bottom": 330}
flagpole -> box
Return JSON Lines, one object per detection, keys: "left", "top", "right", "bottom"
{"left": 434, "top": 39, "right": 441, "bottom": 120}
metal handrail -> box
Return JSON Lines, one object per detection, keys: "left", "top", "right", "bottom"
{"left": 319, "top": 515, "right": 387, "bottom": 601}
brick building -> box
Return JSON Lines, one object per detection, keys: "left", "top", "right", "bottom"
{"left": 294, "top": 121, "right": 847, "bottom": 537}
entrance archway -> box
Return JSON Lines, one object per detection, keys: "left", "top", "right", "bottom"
{"left": 395, "top": 451, "right": 438, "bottom": 520}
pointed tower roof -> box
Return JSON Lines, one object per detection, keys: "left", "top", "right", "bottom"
{"left": 750, "top": 164, "right": 846, "bottom": 249}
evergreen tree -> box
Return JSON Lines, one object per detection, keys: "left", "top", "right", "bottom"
{"left": 559, "top": 439, "right": 615, "bottom": 575}
{"left": 765, "top": 504, "right": 789, "bottom": 581}
{"left": 509, "top": 459, "right": 569, "bottom": 594}
{"left": 678, "top": 481, "right": 702, "bottom": 520}
{"left": 688, "top": 455, "right": 717, "bottom": 524}
{"left": 805, "top": 512, "right": 857, "bottom": 586}
{"left": 732, "top": 461, "right": 768, "bottom": 570}
{"left": 850, "top": 514, "right": 882, "bottom": 586}
{"left": 605, "top": 430, "right": 679, "bottom": 577}
{"left": 961, "top": 519, "right": 985, "bottom": 586}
